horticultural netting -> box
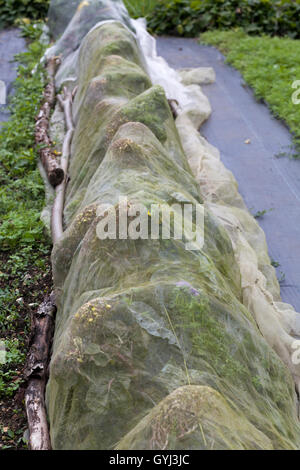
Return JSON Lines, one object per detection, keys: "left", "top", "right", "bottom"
{"left": 45, "top": 0, "right": 300, "bottom": 449}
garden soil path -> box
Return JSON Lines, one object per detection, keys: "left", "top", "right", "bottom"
{"left": 157, "top": 36, "right": 300, "bottom": 312}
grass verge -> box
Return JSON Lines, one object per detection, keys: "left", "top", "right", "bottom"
{"left": 0, "top": 24, "right": 52, "bottom": 450}
{"left": 201, "top": 29, "right": 300, "bottom": 152}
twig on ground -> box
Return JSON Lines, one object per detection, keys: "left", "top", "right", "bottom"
{"left": 24, "top": 292, "right": 56, "bottom": 450}
{"left": 35, "top": 57, "right": 64, "bottom": 187}
{"left": 51, "top": 86, "right": 76, "bottom": 244}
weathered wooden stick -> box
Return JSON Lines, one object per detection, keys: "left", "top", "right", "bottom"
{"left": 51, "top": 86, "right": 76, "bottom": 244}
{"left": 24, "top": 293, "right": 56, "bottom": 450}
{"left": 35, "top": 57, "right": 64, "bottom": 187}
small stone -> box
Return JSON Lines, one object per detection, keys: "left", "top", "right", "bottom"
{"left": 179, "top": 67, "right": 216, "bottom": 86}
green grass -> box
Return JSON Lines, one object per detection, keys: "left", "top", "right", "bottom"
{"left": 201, "top": 29, "right": 300, "bottom": 150}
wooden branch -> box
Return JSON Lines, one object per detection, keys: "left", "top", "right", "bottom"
{"left": 35, "top": 57, "right": 64, "bottom": 187}
{"left": 24, "top": 293, "right": 56, "bottom": 450}
{"left": 51, "top": 86, "right": 76, "bottom": 244}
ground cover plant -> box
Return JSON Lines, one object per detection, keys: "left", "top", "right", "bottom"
{"left": 0, "top": 0, "right": 50, "bottom": 27}
{"left": 0, "top": 23, "right": 52, "bottom": 449}
{"left": 147, "top": 0, "right": 300, "bottom": 38}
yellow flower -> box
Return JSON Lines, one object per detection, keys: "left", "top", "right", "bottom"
{"left": 22, "top": 18, "right": 31, "bottom": 25}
